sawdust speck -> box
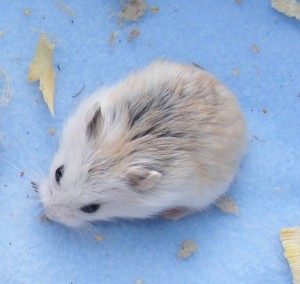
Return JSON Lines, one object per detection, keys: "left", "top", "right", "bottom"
{"left": 233, "top": 67, "right": 240, "bottom": 76}
{"left": 215, "top": 196, "right": 240, "bottom": 215}
{"left": 150, "top": 6, "right": 159, "bottom": 13}
{"left": 119, "top": 0, "right": 147, "bottom": 22}
{"left": 178, "top": 240, "right": 198, "bottom": 259}
{"left": 109, "top": 31, "right": 120, "bottom": 46}
{"left": 251, "top": 44, "right": 260, "bottom": 53}
{"left": 95, "top": 234, "right": 104, "bottom": 242}
{"left": 128, "top": 28, "right": 140, "bottom": 41}
{"left": 23, "top": 9, "right": 32, "bottom": 16}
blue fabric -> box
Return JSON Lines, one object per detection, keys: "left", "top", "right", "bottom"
{"left": 0, "top": 1, "right": 299, "bottom": 283}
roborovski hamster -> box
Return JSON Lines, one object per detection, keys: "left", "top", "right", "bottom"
{"left": 39, "top": 60, "right": 247, "bottom": 228}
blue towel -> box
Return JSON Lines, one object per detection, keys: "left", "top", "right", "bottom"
{"left": 0, "top": 1, "right": 299, "bottom": 283}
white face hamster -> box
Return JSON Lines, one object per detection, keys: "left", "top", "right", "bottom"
{"left": 39, "top": 60, "right": 247, "bottom": 228}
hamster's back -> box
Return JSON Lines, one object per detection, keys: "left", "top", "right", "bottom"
{"left": 43, "top": 61, "right": 247, "bottom": 225}
{"left": 99, "top": 61, "right": 247, "bottom": 184}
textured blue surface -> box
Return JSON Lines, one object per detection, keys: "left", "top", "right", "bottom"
{"left": 0, "top": 1, "right": 299, "bottom": 283}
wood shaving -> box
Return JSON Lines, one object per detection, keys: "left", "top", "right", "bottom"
{"left": 0, "top": 31, "right": 4, "bottom": 37}
{"left": 28, "top": 33, "right": 55, "bottom": 116}
{"left": 119, "top": 0, "right": 147, "bottom": 22}
{"left": 109, "top": 31, "right": 120, "bottom": 46}
{"left": 251, "top": 44, "right": 260, "bottom": 53}
{"left": 178, "top": 240, "right": 198, "bottom": 259}
{"left": 56, "top": 0, "right": 75, "bottom": 16}
{"left": 49, "top": 127, "right": 55, "bottom": 136}
{"left": 23, "top": 9, "right": 32, "bottom": 16}
{"left": 128, "top": 28, "right": 140, "bottom": 42}
{"left": 215, "top": 196, "right": 240, "bottom": 215}
{"left": 233, "top": 67, "right": 240, "bottom": 76}
{"left": 0, "top": 68, "right": 13, "bottom": 107}
{"left": 136, "top": 280, "right": 144, "bottom": 284}
{"left": 150, "top": 6, "right": 159, "bottom": 13}
{"left": 95, "top": 234, "right": 104, "bottom": 242}
{"left": 280, "top": 227, "right": 300, "bottom": 284}
{"left": 272, "top": 0, "right": 300, "bottom": 20}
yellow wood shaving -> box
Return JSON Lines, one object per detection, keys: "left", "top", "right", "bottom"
{"left": 280, "top": 227, "right": 300, "bottom": 284}
{"left": 272, "top": 0, "right": 300, "bottom": 20}
{"left": 56, "top": 0, "right": 75, "bottom": 16}
{"left": 23, "top": 9, "right": 32, "bottom": 16}
{"left": 0, "top": 68, "right": 13, "bottom": 107}
{"left": 215, "top": 196, "right": 240, "bottom": 215}
{"left": 28, "top": 33, "right": 55, "bottom": 116}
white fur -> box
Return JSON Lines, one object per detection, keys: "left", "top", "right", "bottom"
{"left": 39, "top": 60, "right": 247, "bottom": 227}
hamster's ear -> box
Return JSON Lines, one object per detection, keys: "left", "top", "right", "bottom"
{"left": 125, "top": 166, "right": 161, "bottom": 191}
{"left": 86, "top": 103, "right": 103, "bottom": 139}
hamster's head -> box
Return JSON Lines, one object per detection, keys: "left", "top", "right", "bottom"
{"left": 39, "top": 103, "right": 162, "bottom": 228}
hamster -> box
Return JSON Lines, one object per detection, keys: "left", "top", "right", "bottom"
{"left": 39, "top": 60, "right": 247, "bottom": 228}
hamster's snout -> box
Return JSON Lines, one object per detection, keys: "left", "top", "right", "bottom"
{"left": 43, "top": 204, "right": 84, "bottom": 228}
{"left": 44, "top": 205, "right": 59, "bottom": 222}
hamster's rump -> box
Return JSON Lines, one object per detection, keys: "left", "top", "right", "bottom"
{"left": 39, "top": 60, "right": 247, "bottom": 227}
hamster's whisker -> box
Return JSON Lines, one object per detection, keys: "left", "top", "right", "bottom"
{"left": 10, "top": 184, "right": 37, "bottom": 194}
{"left": 8, "top": 178, "right": 40, "bottom": 194}
{"left": 76, "top": 222, "right": 98, "bottom": 240}
{"left": 27, "top": 202, "right": 43, "bottom": 209}
{"left": 20, "top": 141, "right": 46, "bottom": 179}
{"left": 1, "top": 177, "right": 33, "bottom": 191}
{"left": 0, "top": 158, "right": 25, "bottom": 174}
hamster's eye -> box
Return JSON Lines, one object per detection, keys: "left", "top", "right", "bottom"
{"left": 80, "top": 204, "right": 100, "bottom": 213}
{"left": 55, "top": 165, "right": 64, "bottom": 184}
